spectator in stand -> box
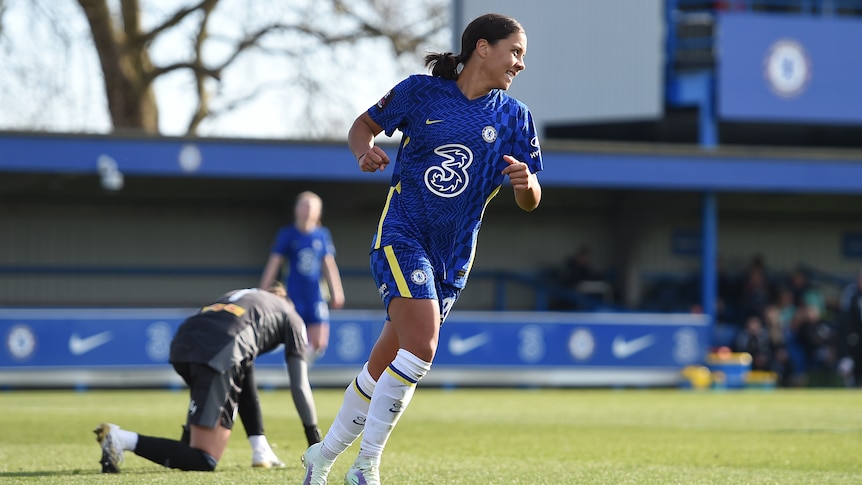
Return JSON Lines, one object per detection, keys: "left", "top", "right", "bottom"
{"left": 787, "top": 268, "right": 825, "bottom": 315}
{"left": 738, "top": 263, "right": 772, "bottom": 327}
{"left": 775, "top": 286, "right": 797, "bottom": 333}
{"left": 763, "top": 304, "right": 793, "bottom": 386}
{"left": 560, "top": 245, "right": 600, "bottom": 289}
{"left": 557, "top": 245, "right": 611, "bottom": 309}
{"left": 716, "top": 255, "right": 742, "bottom": 325}
{"left": 733, "top": 315, "right": 773, "bottom": 371}
{"left": 837, "top": 267, "right": 862, "bottom": 387}
{"left": 791, "top": 303, "right": 836, "bottom": 386}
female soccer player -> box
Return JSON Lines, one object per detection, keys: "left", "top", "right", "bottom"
{"left": 260, "top": 191, "right": 345, "bottom": 363}
{"left": 301, "top": 13, "right": 543, "bottom": 485}
{"left": 94, "top": 284, "right": 321, "bottom": 473}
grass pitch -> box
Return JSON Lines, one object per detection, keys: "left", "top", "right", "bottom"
{"left": 0, "top": 387, "right": 861, "bottom": 484}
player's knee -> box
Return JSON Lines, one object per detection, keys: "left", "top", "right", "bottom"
{"left": 190, "top": 449, "right": 218, "bottom": 471}
{"left": 201, "top": 450, "right": 218, "bottom": 471}
{"left": 305, "top": 344, "right": 327, "bottom": 364}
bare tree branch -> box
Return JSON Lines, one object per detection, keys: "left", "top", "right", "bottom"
{"left": 139, "top": 0, "right": 214, "bottom": 45}
{"left": 185, "top": 0, "right": 218, "bottom": 133}
{"left": 1, "top": 0, "right": 450, "bottom": 138}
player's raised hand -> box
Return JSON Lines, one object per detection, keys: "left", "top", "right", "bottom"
{"left": 501, "top": 155, "right": 532, "bottom": 190}
{"left": 359, "top": 146, "right": 390, "bottom": 173}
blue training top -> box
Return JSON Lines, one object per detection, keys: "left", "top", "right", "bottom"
{"left": 367, "top": 74, "right": 543, "bottom": 289}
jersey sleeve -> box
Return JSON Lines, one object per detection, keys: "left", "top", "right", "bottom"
{"left": 367, "top": 75, "right": 419, "bottom": 137}
{"left": 271, "top": 227, "right": 291, "bottom": 255}
{"left": 513, "top": 104, "right": 544, "bottom": 174}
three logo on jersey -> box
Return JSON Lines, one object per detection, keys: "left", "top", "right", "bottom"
{"left": 421, "top": 116, "right": 501, "bottom": 198}
{"left": 426, "top": 144, "right": 473, "bottom": 198}
{"left": 423, "top": 122, "right": 542, "bottom": 197}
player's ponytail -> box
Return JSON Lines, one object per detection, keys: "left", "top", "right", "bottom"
{"left": 425, "top": 52, "right": 460, "bottom": 80}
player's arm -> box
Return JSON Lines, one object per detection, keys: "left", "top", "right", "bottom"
{"left": 349, "top": 112, "right": 389, "bottom": 172}
{"left": 259, "top": 253, "right": 285, "bottom": 290}
{"left": 322, "top": 254, "right": 345, "bottom": 309}
{"left": 285, "top": 354, "right": 322, "bottom": 445}
{"left": 281, "top": 305, "right": 322, "bottom": 445}
{"left": 502, "top": 154, "right": 541, "bottom": 211}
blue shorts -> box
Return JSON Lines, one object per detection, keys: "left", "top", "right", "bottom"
{"left": 293, "top": 299, "right": 329, "bottom": 326}
{"left": 369, "top": 244, "right": 461, "bottom": 324}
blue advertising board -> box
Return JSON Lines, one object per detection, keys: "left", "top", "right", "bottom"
{"left": 718, "top": 13, "right": 862, "bottom": 124}
{"left": 1, "top": 309, "right": 709, "bottom": 388}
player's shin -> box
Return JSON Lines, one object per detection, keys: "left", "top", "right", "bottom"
{"left": 320, "top": 362, "right": 377, "bottom": 458}
{"left": 358, "top": 349, "right": 431, "bottom": 459}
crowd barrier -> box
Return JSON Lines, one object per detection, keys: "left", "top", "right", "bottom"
{"left": 1, "top": 308, "right": 709, "bottom": 389}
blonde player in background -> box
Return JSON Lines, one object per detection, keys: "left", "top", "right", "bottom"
{"left": 260, "top": 191, "right": 345, "bottom": 363}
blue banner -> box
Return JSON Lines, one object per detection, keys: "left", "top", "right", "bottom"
{"left": 1, "top": 309, "right": 709, "bottom": 387}
{"left": 718, "top": 13, "right": 862, "bottom": 124}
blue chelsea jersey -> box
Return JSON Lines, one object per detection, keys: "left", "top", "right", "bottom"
{"left": 367, "top": 74, "right": 543, "bottom": 288}
{"left": 271, "top": 225, "right": 335, "bottom": 303}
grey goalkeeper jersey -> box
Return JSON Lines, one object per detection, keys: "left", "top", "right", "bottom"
{"left": 169, "top": 288, "right": 307, "bottom": 372}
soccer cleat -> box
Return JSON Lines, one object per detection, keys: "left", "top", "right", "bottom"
{"left": 344, "top": 455, "right": 380, "bottom": 485}
{"left": 93, "top": 423, "right": 124, "bottom": 473}
{"left": 252, "top": 450, "right": 286, "bottom": 468}
{"left": 302, "top": 442, "right": 334, "bottom": 485}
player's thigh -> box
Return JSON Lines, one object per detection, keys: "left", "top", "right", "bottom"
{"left": 181, "top": 363, "right": 242, "bottom": 459}
{"left": 306, "top": 322, "right": 329, "bottom": 348}
{"left": 387, "top": 297, "right": 440, "bottom": 362}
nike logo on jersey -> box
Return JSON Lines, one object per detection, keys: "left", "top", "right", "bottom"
{"left": 448, "top": 332, "right": 491, "bottom": 356}
{"left": 69, "top": 331, "right": 114, "bottom": 356}
{"left": 611, "top": 334, "right": 656, "bottom": 359}
{"left": 425, "top": 119, "right": 443, "bottom": 125}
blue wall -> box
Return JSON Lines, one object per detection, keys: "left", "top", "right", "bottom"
{"left": 3, "top": 133, "right": 862, "bottom": 194}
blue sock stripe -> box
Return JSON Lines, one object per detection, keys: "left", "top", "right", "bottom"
{"left": 387, "top": 363, "right": 418, "bottom": 385}
{"left": 353, "top": 377, "right": 372, "bottom": 402}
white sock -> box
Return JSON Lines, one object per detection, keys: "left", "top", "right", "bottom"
{"left": 320, "top": 362, "right": 376, "bottom": 461}
{"left": 249, "top": 434, "right": 270, "bottom": 453}
{"left": 358, "top": 349, "right": 430, "bottom": 460}
{"left": 117, "top": 428, "right": 138, "bottom": 451}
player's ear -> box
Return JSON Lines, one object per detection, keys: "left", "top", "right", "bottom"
{"left": 476, "top": 39, "right": 489, "bottom": 58}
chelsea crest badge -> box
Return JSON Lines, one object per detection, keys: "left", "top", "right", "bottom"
{"left": 763, "top": 39, "right": 811, "bottom": 98}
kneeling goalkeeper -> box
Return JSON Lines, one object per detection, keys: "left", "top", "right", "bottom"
{"left": 93, "top": 283, "right": 321, "bottom": 472}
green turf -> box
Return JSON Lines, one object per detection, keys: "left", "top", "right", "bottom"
{"left": 1, "top": 387, "right": 861, "bottom": 484}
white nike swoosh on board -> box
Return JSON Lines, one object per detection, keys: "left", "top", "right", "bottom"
{"left": 448, "top": 332, "right": 491, "bottom": 356}
{"left": 69, "top": 331, "right": 114, "bottom": 356}
{"left": 611, "top": 334, "right": 656, "bottom": 359}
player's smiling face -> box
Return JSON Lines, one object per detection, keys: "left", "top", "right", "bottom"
{"left": 485, "top": 32, "right": 526, "bottom": 90}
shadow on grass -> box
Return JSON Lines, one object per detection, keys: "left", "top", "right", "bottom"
{"left": 0, "top": 470, "right": 101, "bottom": 477}
{"left": 0, "top": 468, "right": 164, "bottom": 478}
